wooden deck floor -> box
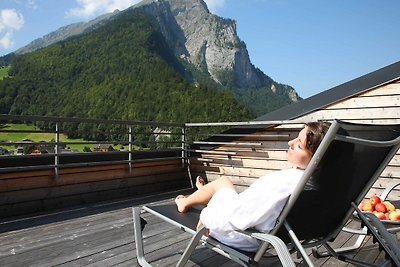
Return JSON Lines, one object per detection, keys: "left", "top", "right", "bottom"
{"left": 0, "top": 189, "right": 395, "bottom": 267}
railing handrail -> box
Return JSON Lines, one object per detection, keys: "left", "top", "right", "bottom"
{"left": 185, "top": 120, "right": 305, "bottom": 127}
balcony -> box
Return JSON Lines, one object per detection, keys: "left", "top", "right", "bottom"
{"left": 0, "top": 114, "right": 396, "bottom": 266}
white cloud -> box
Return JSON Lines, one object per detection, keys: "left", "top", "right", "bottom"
{"left": 67, "top": 0, "right": 142, "bottom": 18}
{"left": 0, "top": 31, "right": 13, "bottom": 49}
{"left": 204, "top": 0, "right": 226, "bottom": 13}
{"left": 0, "top": 9, "right": 24, "bottom": 49}
{"left": 0, "top": 9, "right": 24, "bottom": 31}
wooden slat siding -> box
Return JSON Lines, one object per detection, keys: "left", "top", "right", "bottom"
{"left": 360, "top": 81, "right": 400, "bottom": 96}
{"left": 0, "top": 160, "right": 183, "bottom": 192}
{"left": 189, "top": 80, "right": 400, "bottom": 201}
{"left": 190, "top": 158, "right": 290, "bottom": 175}
{"left": 0, "top": 159, "right": 188, "bottom": 218}
{"left": 325, "top": 94, "right": 400, "bottom": 109}
{"left": 291, "top": 78, "right": 400, "bottom": 199}
{"left": 0, "top": 170, "right": 185, "bottom": 205}
{"left": 299, "top": 107, "right": 400, "bottom": 122}
{"left": 0, "top": 167, "right": 184, "bottom": 203}
{"left": 190, "top": 154, "right": 289, "bottom": 169}
{"left": 189, "top": 128, "right": 299, "bottom": 189}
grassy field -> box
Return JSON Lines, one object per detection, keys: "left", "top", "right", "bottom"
{"left": 0, "top": 66, "right": 10, "bottom": 80}
{"left": 0, "top": 123, "right": 98, "bottom": 152}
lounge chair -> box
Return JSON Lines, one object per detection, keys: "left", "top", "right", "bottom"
{"left": 132, "top": 120, "right": 400, "bottom": 266}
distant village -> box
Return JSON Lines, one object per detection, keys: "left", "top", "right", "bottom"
{"left": 0, "top": 140, "right": 117, "bottom": 156}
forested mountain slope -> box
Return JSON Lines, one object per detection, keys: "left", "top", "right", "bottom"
{"left": 0, "top": 10, "right": 251, "bottom": 125}
{"left": 2, "top": 0, "right": 300, "bottom": 117}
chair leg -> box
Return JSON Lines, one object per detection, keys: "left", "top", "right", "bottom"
{"left": 132, "top": 207, "right": 152, "bottom": 267}
{"left": 176, "top": 226, "right": 206, "bottom": 267}
{"left": 312, "top": 230, "right": 367, "bottom": 258}
{"left": 284, "top": 221, "right": 315, "bottom": 267}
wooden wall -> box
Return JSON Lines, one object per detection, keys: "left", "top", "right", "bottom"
{"left": 188, "top": 126, "right": 300, "bottom": 192}
{"left": 189, "top": 79, "right": 400, "bottom": 200}
{"left": 297, "top": 79, "right": 400, "bottom": 200}
{"left": 0, "top": 158, "right": 189, "bottom": 218}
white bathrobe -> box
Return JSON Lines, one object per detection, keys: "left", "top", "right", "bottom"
{"left": 199, "top": 168, "right": 304, "bottom": 252}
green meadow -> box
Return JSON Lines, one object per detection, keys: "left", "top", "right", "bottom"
{"left": 0, "top": 123, "right": 94, "bottom": 152}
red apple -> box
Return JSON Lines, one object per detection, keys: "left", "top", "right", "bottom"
{"left": 362, "top": 202, "right": 374, "bottom": 212}
{"left": 383, "top": 201, "right": 396, "bottom": 212}
{"left": 388, "top": 211, "right": 400, "bottom": 221}
{"left": 358, "top": 199, "right": 369, "bottom": 210}
{"left": 373, "top": 211, "right": 386, "bottom": 220}
{"left": 384, "top": 212, "right": 390, "bottom": 220}
{"left": 375, "top": 203, "right": 387, "bottom": 213}
{"left": 369, "top": 195, "right": 381, "bottom": 207}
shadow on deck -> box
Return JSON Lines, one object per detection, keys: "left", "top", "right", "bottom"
{"left": 0, "top": 190, "right": 392, "bottom": 267}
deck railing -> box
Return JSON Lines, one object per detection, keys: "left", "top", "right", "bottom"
{"left": 0, "top": 114, "right": 305, "bottom": 178}
{"left": 0, "top": 114, "right": 186, "bottom": 177}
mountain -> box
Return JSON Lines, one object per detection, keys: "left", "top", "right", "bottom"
{"left": 0, "top": 7, "right": 252, "bottom": 134}
{"left": 9, "top": 0, "right": 300, "bottom": 116}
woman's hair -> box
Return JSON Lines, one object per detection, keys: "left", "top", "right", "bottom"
{"left": 304, "top": 121, "right": 331, "bottom": 155}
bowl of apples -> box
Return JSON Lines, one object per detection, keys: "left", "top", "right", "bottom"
{"left": 358, "top": 195, "right": 400, "bottom": 224}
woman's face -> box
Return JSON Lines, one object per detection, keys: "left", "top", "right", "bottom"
{"left": 287, "top": 126, "right": 313, "bottom": 169}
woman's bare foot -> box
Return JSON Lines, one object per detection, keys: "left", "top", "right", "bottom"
{"left": 175, "top": 195, "right": 188, "bottom": 213}
{"left": 196, "top": 176, "right": 205, "bottom": 189}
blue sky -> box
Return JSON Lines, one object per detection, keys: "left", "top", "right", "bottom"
{"left": 0, "top": 0, "right": 399, "bottom": 98}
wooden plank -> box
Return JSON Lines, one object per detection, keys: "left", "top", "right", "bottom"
{"left": 380, "top": 165, "right": 400, "bottom": 179}
{"left": 0, "top": 162, "right": 183, "bottom": 192}
{"left": 388, "top": 153, "right": 400, "bottom": 166}
{"left": 189, "top": 157, "right": 289, "bottom": 169}
{"left": 192, "top": 150, "right": 288, "bottom": 161}
{"left": 0, "top": 171, "right": 187, "bottom": 205}
{"left": 373, "top": 177, "right": 400, "bottom": 189}
{"left": 360, "top": 82, "right": 400, "bottom": 97}
{"left": 0, "top": 159, "right": 182, "bottom": 180}
{"left": 300, "top": 107, "right": 400, "bottom": 121}
{"left": 325, "top": 94, "right": 400, "bottom": 109}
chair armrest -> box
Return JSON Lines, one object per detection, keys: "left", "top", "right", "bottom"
{"left": 249, "top": 232, "right": 297, "bottom": 267}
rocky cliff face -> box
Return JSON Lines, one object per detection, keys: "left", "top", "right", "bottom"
{"left": 135, "top": 0, "right": 299, "bottom": 101}
{"left": 138, "top": 0, "right": 267, "bottom": 88}
{"left": 13, "top": 0, "right": 300, "bottom": 104}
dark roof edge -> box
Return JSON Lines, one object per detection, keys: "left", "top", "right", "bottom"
{"left": 255, "top": 60, "right": 400, "bottom": 122}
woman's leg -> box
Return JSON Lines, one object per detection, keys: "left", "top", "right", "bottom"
{"left": 175, "top": 176, "right": 235, "bottom": 212}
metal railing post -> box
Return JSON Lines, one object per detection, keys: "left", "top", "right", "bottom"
{"left": 183, "top": 125, "right": 194, "bottom": 188}
{"left": 181, "top": 125, "right": 186, "bottom": 169}
{"left": 54, "top": 122, "right": 59, "bottom": 179}
{"left": 129, "top": 126, "right": 132, "bottom": 174}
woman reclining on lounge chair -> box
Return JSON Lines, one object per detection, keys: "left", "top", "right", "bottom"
{"left": 175, "top": 121, "right": 330, "bottom": 252}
